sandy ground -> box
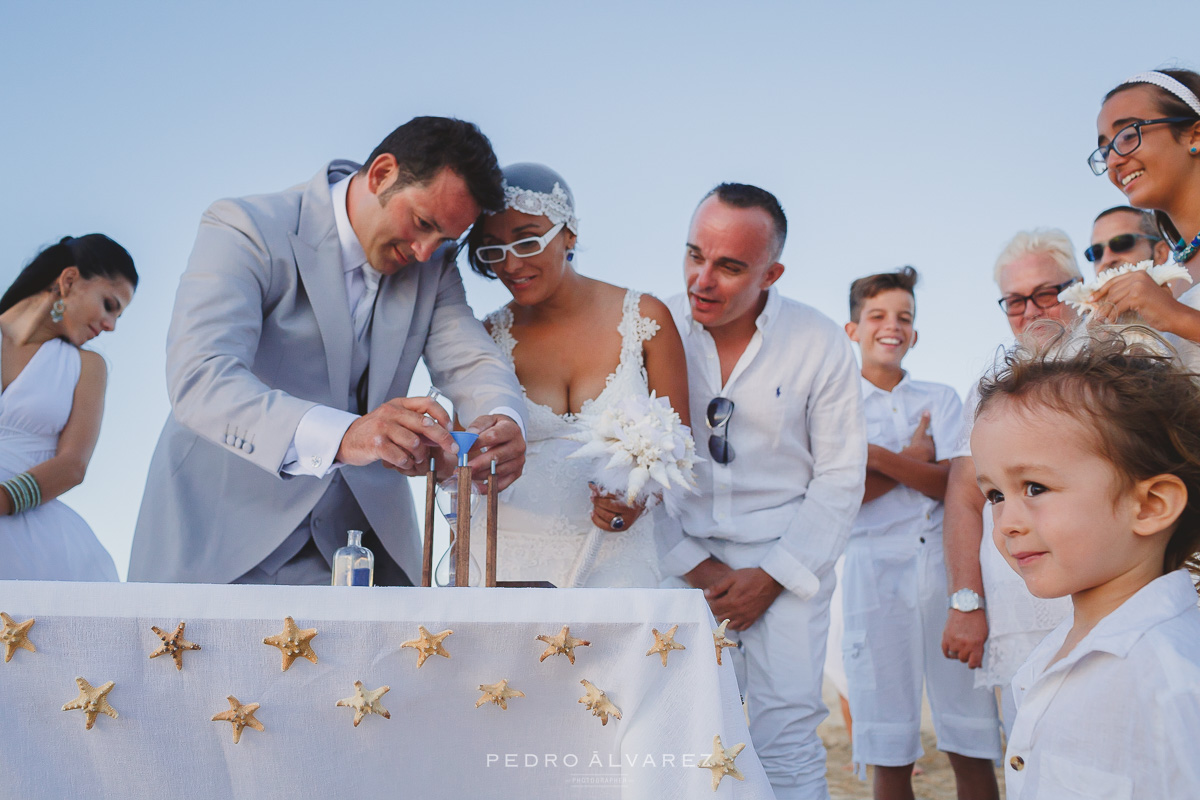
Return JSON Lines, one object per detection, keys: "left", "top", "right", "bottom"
{"left": 819, "top": 679, "right": 1007, "bottom": 800}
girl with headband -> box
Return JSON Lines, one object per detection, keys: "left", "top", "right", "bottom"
{"left": 1088, "top": 69, "right": 1200, "bottom": 365}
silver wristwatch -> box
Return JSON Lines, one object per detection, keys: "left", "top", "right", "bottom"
{"left": 948, "top": 588, "right": 985, "bottom": 612}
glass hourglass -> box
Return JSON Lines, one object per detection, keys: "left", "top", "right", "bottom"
{"left": 433, "top": 476, "right": 483, "bottom": 586}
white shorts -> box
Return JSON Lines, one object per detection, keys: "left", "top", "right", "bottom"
{"left": 841, "top": 531, "right": 1002, "bottom": 767}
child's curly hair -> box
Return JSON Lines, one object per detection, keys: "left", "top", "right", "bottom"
{"left": 977, "top": 323, "right": 1200, "bottom": 581}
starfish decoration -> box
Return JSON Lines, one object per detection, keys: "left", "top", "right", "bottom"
{"left": 211, "top": 695, "right": 264, "bottom": 744}
{"left": 1, "top": 612, "right": 36, "bottom": 663}
{"left": 400, "top": 626, "right": 453, "bottom": 668}
{"left": 475, "top": 679, "right": 525, "bottom": 710}
{"left": 712, "top": 619, "right": 739, "bottom": 666}
{"left": 149, "top": 621, "right": 201, "bottom": 670}
{"left": 698, "top": 734, "right": 746, "bottom": 791}
{"left": 646, "top": 624, "right": 686, "bottom": 666}
{"left": 262, "top": 616, "right": 318, "bottom": 671}
{"left": 578, "top": 679, "right": 622, "bottom": 726}
{"left": 61, "top": 676, "right": 118, "bottom": 730}
{"left": 336, "top": 681, "right": 391, "bottom": 727}
{"left": 536, "top": 626, "right": 591, "bottom": 664}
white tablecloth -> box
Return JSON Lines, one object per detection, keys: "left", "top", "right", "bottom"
{"left": 0, "top": 581, "right": 773, "bottom": 798}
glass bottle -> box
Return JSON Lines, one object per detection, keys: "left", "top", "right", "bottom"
{"left": 332, "top": 529, "right": 374, "bottom": 587}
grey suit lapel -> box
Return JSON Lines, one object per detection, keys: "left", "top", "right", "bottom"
{"left": 290, "top": 162, "right": 357, "bottom": 406}
{"left": 367, "top": 266, "right": 416, "bottom": 409}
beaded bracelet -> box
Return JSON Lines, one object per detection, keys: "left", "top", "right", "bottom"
{"left": 1, "top": 472, "right": 42, "bottom": 514}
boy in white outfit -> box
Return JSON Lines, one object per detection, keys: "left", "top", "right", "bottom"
{"left": 842, "top": 267, "right": 1002, "bottom": 800}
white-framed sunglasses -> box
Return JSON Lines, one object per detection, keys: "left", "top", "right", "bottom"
{"left": 474, "top": 222, "right": 565, "bottom": 264}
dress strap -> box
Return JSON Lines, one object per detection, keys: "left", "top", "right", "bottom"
{"left": 485, "top": 306, "right": 517, "bottom": 366}
{"left": 616, "top": 290, "right": 660, "bottom": 376}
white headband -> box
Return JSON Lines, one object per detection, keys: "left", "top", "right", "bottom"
{"left": 497, "top": 181, "right": 579, "bottom": 234}
{"left": 1122, "top": 70, "right": 1200, "bottom": 118}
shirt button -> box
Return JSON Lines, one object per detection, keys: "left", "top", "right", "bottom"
{"left": 310, "top": 456, "right": 322, "bottom": 469}
{"left": 919, "top": 537, "right": 925, "bottom": 544}
{"left": 1009, "top": 755, "right": 1025, "bottom": 771}
{"left": 925, "top": 512, "right": 931, "bottom": 520}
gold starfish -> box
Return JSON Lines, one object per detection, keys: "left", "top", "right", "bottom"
{"left": 536, "top": 626, "right": 591, "bottom": 664}
{"left": 646, "top": 624, "right": 686, "bottom": 666}
{"left": 1, "top": 612, "right": 35, "bottom": 663}
{"left": 474, "top": 679, "right": 524, "bottom": 710}
{"left": 712, "top": 619, "right": 739, "bottom": 666}
{"left": 262, "top": 616, "right": 318, "bottom": 671}
{"left": 578, "top": 679, "right": 622, "bottom": 726}
{"left": 211, "top": 695, "right": 264, "bottom": 744}
{"left": 336, "top": 681, "right": 391, "bottom": 727}
{"left": 149, "top": 621, "right": 201, "bottom": 670}
{"left": 698, "top": 734, "right": 746, "bottom": 791}
{"left": 400, "top": 626, "right": 453, "bottom": 667}
{"left": 61, "top": 677, "right": 118, "bottom": 730}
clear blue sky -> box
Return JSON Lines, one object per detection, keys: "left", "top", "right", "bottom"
{"left": 1, "top": 1, "right": 1193, "bottom": 578}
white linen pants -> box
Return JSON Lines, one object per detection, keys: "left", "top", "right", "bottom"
{"left": 841, "top": 532, "right": 1002, "bottom": 767}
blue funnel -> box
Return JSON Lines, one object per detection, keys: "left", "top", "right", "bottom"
{"left": 450, "top": 431, "right": 479, "bottom": 467}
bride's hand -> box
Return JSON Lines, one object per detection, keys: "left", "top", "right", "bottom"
{"left": 589, "top": 482, "right": 645, "bottom": 532}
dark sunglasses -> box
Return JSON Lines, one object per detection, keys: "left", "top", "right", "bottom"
{"left": 707, "top": 397, "right": 735, "bottom": 465}
{"left": 1083, "top": 233, "right": 1161, "bottom": 263}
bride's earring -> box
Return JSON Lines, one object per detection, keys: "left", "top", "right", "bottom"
{"left": 50, "top": 298, "right": 65, "bottom": 324}
{"left": 566, "top": 250, "right": 575, "bottom": 262}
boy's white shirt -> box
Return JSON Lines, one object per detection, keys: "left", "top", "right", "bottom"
{"left": 853, "top": 374, "right": 961, "bottom": 539}
{"left": 1005, "top": 569, "right": 1200, "bottom": 799}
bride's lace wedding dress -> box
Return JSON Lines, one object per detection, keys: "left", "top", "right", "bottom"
{"left": 483, "top": 290, "right": 669, "bottom": 588}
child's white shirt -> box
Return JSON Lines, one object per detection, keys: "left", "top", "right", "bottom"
{"left": 1006, "top": 569, "right": 1200, "bottom": 799}
{"left": 853, "top": 374, "right": 961, "bottom": 539}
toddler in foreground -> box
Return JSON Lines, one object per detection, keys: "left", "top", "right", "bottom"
{"left": 971, "top": 327, "right": 1200, "bottom": 799}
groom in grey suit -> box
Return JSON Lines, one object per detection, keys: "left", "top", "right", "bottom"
{"left": 129, "top": 117, "right": 526, "bottom": 585}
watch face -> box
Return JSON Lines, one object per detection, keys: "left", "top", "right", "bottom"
{"left": 951, "top": 589, "right": 981, "bottom": 612}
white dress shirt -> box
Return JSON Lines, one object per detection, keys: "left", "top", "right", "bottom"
{"left": 1005, "top": 569, "right": 1200, "bottom": 799}
{"left": 662, "top": 288, "right": 867, "bottom": 600}
{"left": 853, "top": 374, "right": 961, "bottom": 539}
{"left": 282, "top": 175, "right": 523, "bottom": 477}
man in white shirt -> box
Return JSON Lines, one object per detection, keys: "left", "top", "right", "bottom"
{"left": 130, "top": 117, "right": 526, "bottom": 586}
{"left": 663, "top": 183, "right": 867, "bottom": 800}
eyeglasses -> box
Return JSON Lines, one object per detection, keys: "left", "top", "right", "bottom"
{"left": 473, "top": 222, "right": 565, "bottom": 264}
{"left": 997, "top": 279, "right": 1079, "bottom": 317}
{"left": 1083, "top": 233, "right": 1162, "bottom": 263}
{"left": 1087, "top": 117, "right": 1195, "bottom": 176}
{"left": 707, "top": 397, "right": 735, "bottom": 465}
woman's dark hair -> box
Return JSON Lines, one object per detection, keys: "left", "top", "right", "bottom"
{"left": 364, "top": 117, "right": 504, "bottom": 214}
{"left": 1, "top": 234, "right": 138, "bottom": 314}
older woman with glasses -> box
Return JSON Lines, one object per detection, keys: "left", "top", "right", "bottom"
{"left": 941, "top": 229, "right": 1078, "bottom": 738}
{"left": 1086, "top": 69, "right": 1200, "bottom": 366}
{"left": 465, "top": 163, "right": 690, "bottom": 588}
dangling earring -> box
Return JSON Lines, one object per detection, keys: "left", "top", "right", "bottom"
{"left": 566, "top": 251, "right": 575, "bottom": 262}
{"left": 50, "top": 298, "right": 65, "bottom": 324}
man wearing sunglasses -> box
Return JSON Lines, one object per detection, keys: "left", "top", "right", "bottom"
{"left": 1087, "top": 206, "right": 1170, "bottom": 277}
{"left": 664, "top": 183, "right": 867, "bottom": 800}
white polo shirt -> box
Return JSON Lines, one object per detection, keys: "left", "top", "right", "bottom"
{"left": 1005, "top": 569, "right": 1200, "bottom": 799}
{"left": 853, "top": 374, "right": 961, "bottom": 540}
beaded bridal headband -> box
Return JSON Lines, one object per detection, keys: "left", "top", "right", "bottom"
{"left": 1122, "top": 70, "right": 1200, "bottom": 118}
{"left": 491, "top": 162, "right": 580, "bottom": 235}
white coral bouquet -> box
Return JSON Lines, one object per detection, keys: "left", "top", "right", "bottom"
{"left": 1059, "top": 260, "right": 1192, "bottom": 315}
{"left": 567, "top": 392, "right": 699, "bottom": 517}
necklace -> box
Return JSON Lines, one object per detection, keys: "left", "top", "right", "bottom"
{"left": 1175, "top": 230, "right": 1200, "bottom": 263}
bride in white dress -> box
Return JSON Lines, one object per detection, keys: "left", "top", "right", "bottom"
{"left": 465, "top": 163, "right": 690, "bottom": 588}
{"left": 0, "top": 235, "right": 137, "bottom": 581}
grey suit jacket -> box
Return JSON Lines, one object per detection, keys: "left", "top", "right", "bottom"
{"left": 129, "top": 161, "right": 524, "bottom": 583}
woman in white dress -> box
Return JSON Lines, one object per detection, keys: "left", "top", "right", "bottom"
{"left": 464, "top": 163, "right": 690, "bottom": 588}
{"left": 0, "top": 235, "right": 137, "bottom": 581}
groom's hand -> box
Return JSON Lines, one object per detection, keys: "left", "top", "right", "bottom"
{"left": 464, "top": 414, "right": 526, "bottom": 490}
{"left": 337, "top": 397, "right": 456, "bottom": 474}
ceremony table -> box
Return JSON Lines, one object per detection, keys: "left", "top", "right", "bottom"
{"left": 0, "top": 581, "right": 774, "bottom": 798}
